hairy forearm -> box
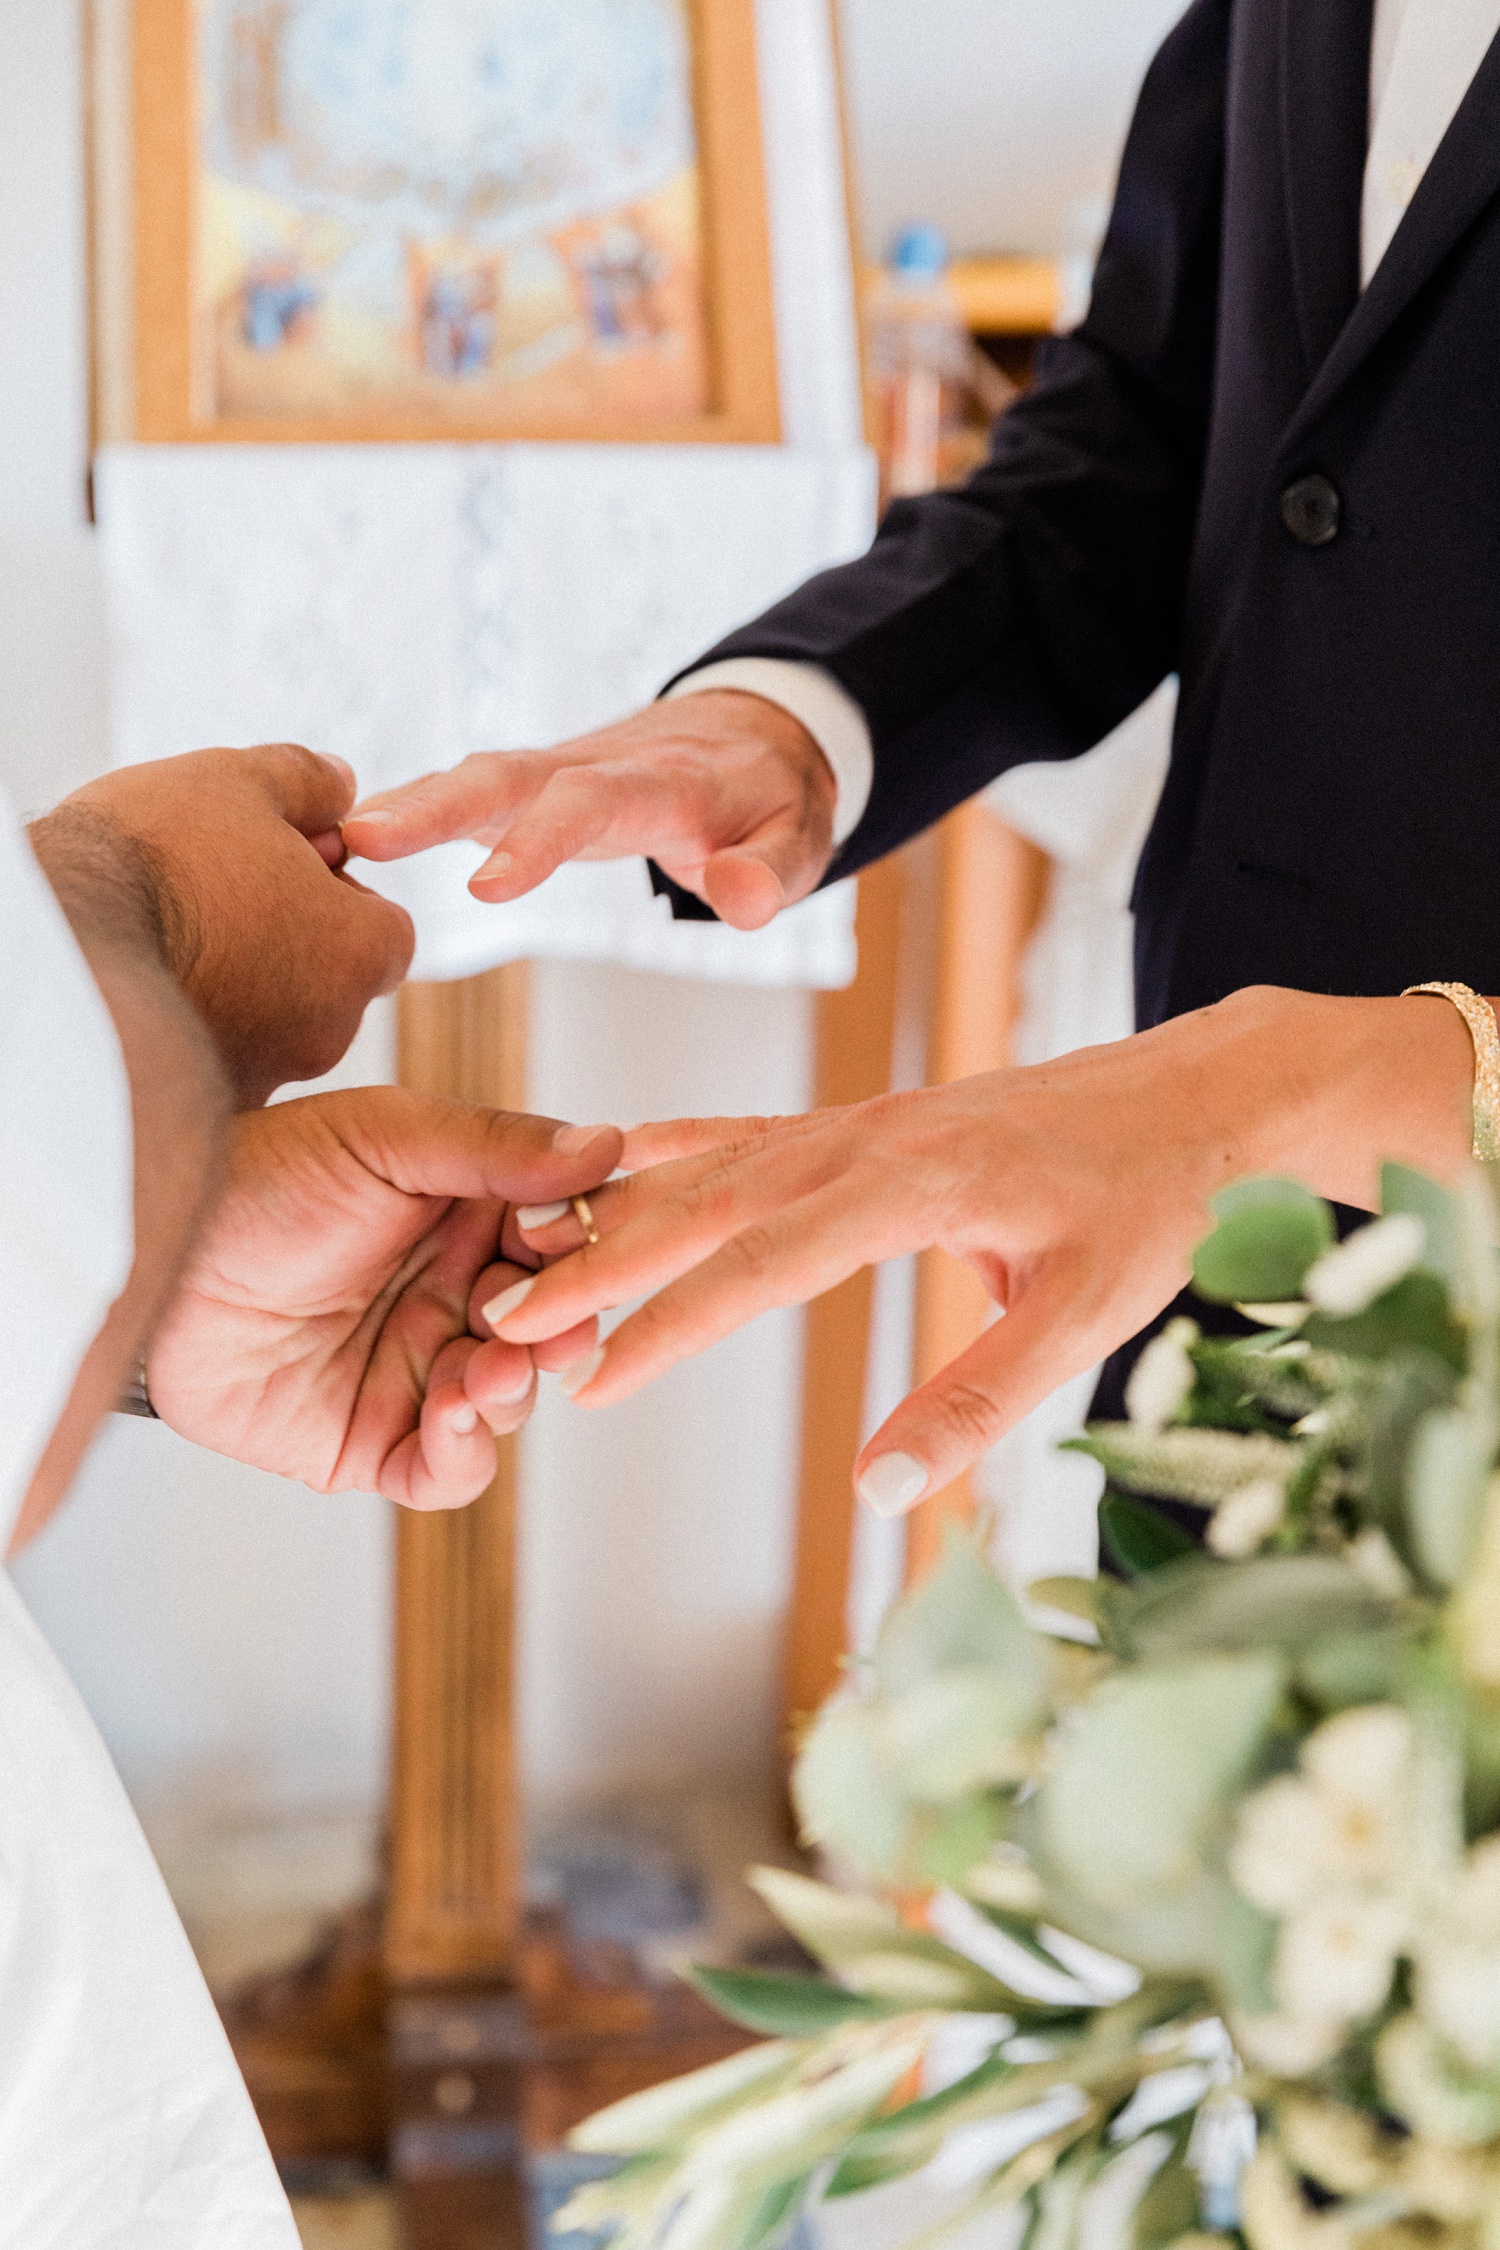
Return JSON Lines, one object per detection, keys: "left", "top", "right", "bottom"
{"left": 11, "top": 812, "right": 230, "bottom": 1551}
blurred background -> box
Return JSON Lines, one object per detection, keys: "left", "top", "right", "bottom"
{"left": 0, "top": 0, "right": 1182, "bottom": 2235}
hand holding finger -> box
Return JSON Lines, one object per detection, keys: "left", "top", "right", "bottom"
{"left": 381, "top": 1338, "right": 500, "bottom": 1511}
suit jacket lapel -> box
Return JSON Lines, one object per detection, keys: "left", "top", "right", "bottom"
{"left": 1283, "top": 16, "right": 1500, "bottom": 454}
{"left": 1279, "top": 0, "right": 1373, "bottom": 381}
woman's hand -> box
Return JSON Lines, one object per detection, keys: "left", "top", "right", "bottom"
{"left": 479, "top": 987, "right": 1476, "bottom": 1515}
{"left": 147, "top": 1089, "right": 618, "bottom": 1511}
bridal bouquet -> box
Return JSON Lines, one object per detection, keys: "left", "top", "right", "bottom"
{"left": 560, "top": 1166, "right": 1500, "bottom": 2250}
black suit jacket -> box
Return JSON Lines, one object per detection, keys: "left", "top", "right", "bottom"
{"left": 660, "top": 0, "right": 1500, "bottom": 1032}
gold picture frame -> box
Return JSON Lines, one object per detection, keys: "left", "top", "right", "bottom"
{"left": 92, "top": 0, "right": 781, "bottom": 445}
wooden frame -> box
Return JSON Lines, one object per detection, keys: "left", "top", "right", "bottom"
{"left": 96, "top": 0, "right": 780, "bottom": 446}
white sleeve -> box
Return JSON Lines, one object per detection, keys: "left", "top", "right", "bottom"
{"left": 664, "top": 657, "right": 875, "bottom": 847}
{"left": 0, "top": 795, "right": 134, "bottom": 1549}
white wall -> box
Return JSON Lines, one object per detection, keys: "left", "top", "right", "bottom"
{"left": 2, "top": 0, "right": 1181, "bottom": 1860}
{"left": 839, "top": 0, "right": 1188, "bottom": 261}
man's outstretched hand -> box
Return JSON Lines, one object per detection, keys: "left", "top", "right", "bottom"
{"left": 146, "top": 1089, "right": 620, "bottom": 1511}
{"left": 342, "top": 692, "right": 836, "bottom": 932}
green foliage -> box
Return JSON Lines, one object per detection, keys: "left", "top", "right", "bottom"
{"left": 682, "top": 1967, "right": 897, "bottom": 2039}
{"left": 1097, "top": 1492, "right": 1201, "bottom": 1578}
{"left": 1302, "top": 1269, "right": 1467, "bottom": 1372}
{"left": 566, "top": 1168, "right": 1500, "bottom": 2250}
{"left": 1191, "top": 1176, "right": 1333, "bottom": 1304}
{"left": 1111, "top": 1552, "right": 1422, "bottom": 1661}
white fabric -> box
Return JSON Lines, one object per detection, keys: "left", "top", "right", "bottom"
{"left": 100, "top": 0, "right": 874, "bottom": 994}
{"left": 664, "top": 657, "right": 875, "bottom": 845}
{"left": 0, "top": 791, "right": 295, "bottom": 2245}
{"left": 1364, "top": 0, "right": 1500, "bottom": 284}
{"left": 0, "top": 811, "right": 133, "bottom": 1550}
{"left": 98, "top": 443, "right": 874, "bottom": 988}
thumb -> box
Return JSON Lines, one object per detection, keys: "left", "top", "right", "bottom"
{"left": 852, "top": 1275, "right": 1100, "bottom": 1519}
{"left": 700, "top": 804, "right": 828, "bottom": 931}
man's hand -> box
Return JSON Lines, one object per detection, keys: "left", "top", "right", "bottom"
{"left": 35, "top": 744, "right": 416, "bottom": 1105}
{"left": 476, "top": 988, "right": 1477, "bottom": 1517}
{"left": 343, "top": 692, "right": 836, "bottom": 932}
{"left": 146, "top": 1090, "right": 621, "bottom": 1511}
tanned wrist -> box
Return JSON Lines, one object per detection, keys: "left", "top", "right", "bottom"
{"left": 1201, "top": 984, "right": 1476, "bottom": 1211}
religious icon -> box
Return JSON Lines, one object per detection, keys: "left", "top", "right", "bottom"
{"left": 91, "top": 0, "right": 780, "bottom": 443}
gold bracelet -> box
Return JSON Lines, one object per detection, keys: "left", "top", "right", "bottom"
{"left": 1403, "top": 982, "right": 1500, "bottom": 1163}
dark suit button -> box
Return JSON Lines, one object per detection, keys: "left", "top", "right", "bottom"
{"left": 1280, "top": 473, "right": 1342, "bottom": 546}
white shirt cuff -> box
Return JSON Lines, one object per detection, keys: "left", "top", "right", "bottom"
{"left": 664, "top": 658, "right": 874, "bottom": 848}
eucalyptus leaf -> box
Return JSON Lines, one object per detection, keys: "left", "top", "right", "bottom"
{"left": 1098, "top": 1493, "right": 1202, "bottom": 1579}
{"left": 1031, "top": 1656, "right": 1283, "bottom": 1962}
{"left": 884, "top": 1666, "right": 1041, "bottom": 1801}
{"left": 680, "top": 2038, "right": 926, "bottom": 2194}
{"left": 874, "top": 1526, "right": 1045, "bottom": 1706}
{"left": 1113, "top": 1553, "right": 1417, "bottom": 1660}
{"left": 1302, "top": 1270, "right": 1466, "bottom": 1373}
{"left": 683, "top": 1966, "right": 896, "bottom": 2039}
{"left": 1381, "top": 1164, "right": 1468, "bottom": 1301}
{"left": 1405, "top": 1404, "right": 1493, "bottom": 1587}
{"left": 792, "top": 1699, "right": 910, "bottom": 1879}
{"left": 1192, "top": 1178, "right": 1333, "bottom": 1305}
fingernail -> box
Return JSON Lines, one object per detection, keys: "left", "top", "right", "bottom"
{"left": 857, "top": 1453, "right": 929, "bottom": 1519}
{"left": 552, "top": 1123, "right": 610, "bottom": 1155}
{"left": 517, "top": 1200, "right": 571, "bottom": 1231}
{"left": 447, "top": 1403, "right": 480, "bottom": 1436}
{"left": 475, "top": 852, "right": 513, "bottom": 881}
{"left": 490, "top": 1358, "right": 536, "bottom": 1402}
{"left": 559, "top": 1345, "right": 605, "bottom": 1399}
{"left": 349, "top": 807, "right": 395, "bottom": 825}
{"left": 482, "top": 1275, "right": 535, "bottom": 1329}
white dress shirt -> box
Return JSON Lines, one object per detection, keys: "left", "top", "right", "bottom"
{"left": 672, "top": 0, "right": 1500, "bottom": 844}
{"left": 0, "top": 796, "right": 297, "bottom": 2247}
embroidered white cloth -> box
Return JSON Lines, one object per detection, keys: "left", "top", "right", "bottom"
{"left": 97, "top": 442, "right": 874, "bottom": 988}
{"left": 99, "top": 0, "right": 873, "bottom": 991}
{"left": 0, "top": 796, "right": 296, "bottom": 2247}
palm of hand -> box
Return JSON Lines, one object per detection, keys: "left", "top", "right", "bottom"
{"left": 147, "top": 1096, "right": 523, "bottom": 1508}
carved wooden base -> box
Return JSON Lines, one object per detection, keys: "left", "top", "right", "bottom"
{"left": 220, "top": 1895, "right": 749, "bottom": 2245}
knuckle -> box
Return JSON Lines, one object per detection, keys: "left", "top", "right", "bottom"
{"left": 930, "top": 1379, "right": 1003, "bottom": 1448}
{"left": 717, "top": 1221, "right": 780, "bottom": 1283}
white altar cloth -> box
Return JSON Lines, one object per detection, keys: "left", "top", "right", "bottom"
{"left": 96, "top": 441, "right": 874, "bottom": 988}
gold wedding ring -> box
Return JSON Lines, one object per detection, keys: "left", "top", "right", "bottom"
{"left": 571, "top": 1193, "right": 601, "bottom": 1246}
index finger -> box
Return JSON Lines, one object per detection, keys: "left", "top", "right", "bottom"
{"left": 344, "top": 750, "right": 549, "bottom": 861}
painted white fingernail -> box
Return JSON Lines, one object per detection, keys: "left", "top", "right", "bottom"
{"left": 552, "top": 1122, "right": 610, "bottom": 1154}
{"left": 559, "top": 1346, "right": 605, "bottom": 1399}
{"left": 349, "top": 807, "right": 395, "bottom": 824}
{"left": 447, "top": 1404, "right": 480, "bottom": 1436}
{"left": 482, "top": 1276, "right": 535, "bottom": 1329}
{"left": 490, "top": 1360, "right": 536, "bottom": 1403}
{"left": 857, "top": 1453, "right": 929, "bottom": 1519}
{"left": 517, "top": 1200, "right": 571, "bottom": 1231}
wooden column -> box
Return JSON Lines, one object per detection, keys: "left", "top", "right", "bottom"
{"left": 782, "top": 861, "right": 905, "bottom": 1731}
{"left": 903, "top": 805, "right": 1049, "bottom": 1583}
{"left": 388, "top": 966, "right": 529, "bottom": 1988}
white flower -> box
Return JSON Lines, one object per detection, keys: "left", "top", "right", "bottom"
{"left": 1208, "top": 1478, "right": 1287, "bottom": 1558}
{"left": 1230, "top": 1776, "right": 1330, "bottom": 1915}
{"left": 1230, "top": 2011, "right": 1345, "bottom": 2076}
{"left": 1231, "top": 1707, "right": 1414, "bottom": 1916}
{"left": 1125, "top": 1317, "right": 1199, "bottom": 1434}
{"left": 1273, "top": 1893, "right": 1408, "bottom": 2025}
{"left": 1302, "top": 1212, "right": 1426, "bottom": 1317}
{"left": 1414, "top": 1833, "right": 1500, "bottom": 2070}
{"left": 1301, "top": 1704, "right": 1414, "bottom": 1814}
